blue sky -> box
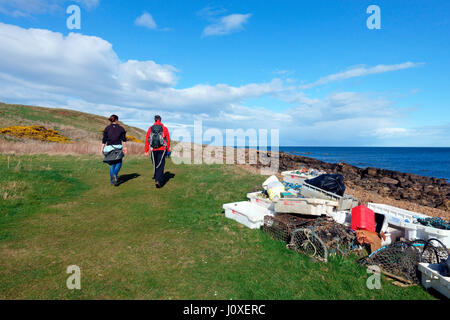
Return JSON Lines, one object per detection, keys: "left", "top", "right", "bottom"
{"left": 0, "top": 0, "right": 449, "bottom": 146}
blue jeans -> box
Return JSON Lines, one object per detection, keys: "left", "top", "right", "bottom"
{"left": 109, "top": 160, "right": 122, "bottom": 183}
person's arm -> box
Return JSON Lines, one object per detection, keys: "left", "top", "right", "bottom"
{"left": 101, "top": 127, "right": 108, "bottom": 154}
{"left": 122, "top": 128, "right": 127, "bottom": 155}
{"left": 144, "top": 127, "right": 151, "bottom": 156}
{"left": 164, "top": 126, "right": 170, "bottom": 152}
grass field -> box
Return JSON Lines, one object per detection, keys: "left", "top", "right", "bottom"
{"left": 0, "top": 103, "right": 146, "bottom": 142}
{"left": 0, "top": 154, "right": 435, "bottom": 299}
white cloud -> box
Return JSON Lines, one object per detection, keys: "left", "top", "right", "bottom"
{"left": 135, "top": 12, "right": 157, "bottom": 29}
{"left": 300, "top": 62, "right": 422, "bottom": 89}
{"left": 197, "top": 6, "right": 227, "bottom": 20}
{"left": 0, "top": 22, "right": 445, "bottom": 146}
{"left": 371, "top": 127, "right": 413, "bottom": 138}
{"left": 202, "top": 13, "right": 252, "bottom": 37}
{"left": 0, "top": 22, "right": 283, "bottom": 114}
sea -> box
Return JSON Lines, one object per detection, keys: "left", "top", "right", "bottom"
{"left": 278, "top": 147, "right": 450, "bottom": 182}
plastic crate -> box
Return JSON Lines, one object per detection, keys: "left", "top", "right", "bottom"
{"left": 300, "top": 182, "right": 359, "bottom": 211}
{"left": 367, "top": 203, "right": 429, "bottom": 223}
{"left": 223, "top": 201, "right": 274, "bottom": 229}
{"left": 281, "top": 170, "right": 317, "bottom": 185}
{"left": 300, "top": 182, "right": 341, "bottom": 201}
{"left": 368, "top": 203, "right": 450, "bottom": 247}
{"left": 418, "top": 263, "right": 450, "bottom": 298}
{"left": 246, "top": 192, "right": 275, "bottom": 211}
{"left": 274, "top": 197, "right": 339, "bottom": 216}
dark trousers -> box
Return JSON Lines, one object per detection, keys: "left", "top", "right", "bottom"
{"left": 152, "top": 150, "right": 166, "bottom": 184}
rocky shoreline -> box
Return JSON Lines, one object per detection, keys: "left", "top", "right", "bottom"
{"left": 273, "top": 151, "right": 450, "bottom": 212}
{"left": 172, "top": 142, "right": 449, "bottom": 213}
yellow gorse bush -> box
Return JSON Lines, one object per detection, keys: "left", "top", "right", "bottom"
{"left": 126, "top": 135, "right": 143, "bottom": 143}
{"left": 0, "top": 126, "right": 72, "bottom": 143}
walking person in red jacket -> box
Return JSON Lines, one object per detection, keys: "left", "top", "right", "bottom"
{"left": 145, "top": 115, "right": 171, "bottom": 188}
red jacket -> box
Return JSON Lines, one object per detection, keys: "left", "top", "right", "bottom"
{"left": 145, "top": 120, "right": 170, "bottom": 153}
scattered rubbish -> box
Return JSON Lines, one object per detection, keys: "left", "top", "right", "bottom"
{"left": 281, "top": 192, "right": 296, "bottom": 198}
{"left": 329, "top": 210, "right": 351, "bottom": 226}
{"left": 223, "top": 201, "right": 274, "bottom": 229}
{"left": 263, "top": 214, "right": 314, "bottom": 243}
{"left": 367, "top": 203, "right": 428, "bottom": 224}
{"left": 380, "top": 227, "right": 404, "bottom": 246}
{"left": 281, "top": 168, "right": 323, "bottom": 185}
{"left": 247, "top": 191, "right": 275, "bottom": 211}
{"left": 288, "top": 218, "right": 360, "bottom": 262}
{"left": 360, "top": 238, "right": 449, "bottom": 285}
{"left": 274, "top": 197, "right": 339, "bottom": 216}
{"left": 300, "top": 182, "right": 358, "bottom": 211}
{"left": 351, "top": 205, "right": 375, "bottom": 232}
{"left": 355, "top": 229, "right": 384, "bottom": 253}
{"left": 368, "top": 203, "right": 450, "bottom": 247}
{"left": 223, "top": 164, "right": 449, "bottom": 294}
{"left": 417, "top": 217, "right": 450, "bottom": 231}
{"left": 360, "top": 241, "right": 423, "bottom": 284}
{"left": 281, "top": 181, "right": 302, "bottom": 193}
{"left": 262, "top": 175, "right": 286, "bottom": 201}
{"left": 304, "top": 174, "right": 346, "bottom": 196}
{"left": 416, "top": 238, "right": 449, "bottom": 264}
{"left": 418, "top": 263, "right": 450, "bottom": 298}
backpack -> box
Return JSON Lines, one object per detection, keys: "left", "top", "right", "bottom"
{"left": 149, "top": 124, "right": 166, "bottom": 149}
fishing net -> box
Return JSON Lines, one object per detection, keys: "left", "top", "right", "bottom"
{"left": 287, "top": 218, "right": 360, "bottom": 262}
{"left": 282, "top": 181, "right": 302, "bottom": 192}
{"left": 263, "top": 214, "right": 314, "bottom": 243}
{"left": 360, "top": 239, "right": 449, "bottom": 284}
{"left": 288, "top": 227, "right": 329, "bottom": 262}
{"left": 416, "top": 217, "right": 450, "bottom": 230}
{"left": 412, "top": 239, "right": 449, "bottom": 264}
{"left": 360, "top": 241, "right": 422, "bottom": 284}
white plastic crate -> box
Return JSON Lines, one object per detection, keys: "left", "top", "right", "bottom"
{"left": 368, "top": 203, "right": 450, "bottom": 247}
{"left": 367, "top": 203, "right": 429, "bottom": 223}
{"left": 223, "top": 201, "right": 274, "bottom": 229}
{"left": 418, "top": 263, "right": 450, "bottom": 298}
{"left": 281, "top": 170, "right": 317, "bottom": 185}
{"left": 246, "top": 192, "right": 275, "bottom": 211}
{"left": 330, "top": 210, "right": 352, "bottom": 226}
{"left": 300, "top": 182, "right": 341, "bottom": 201}
{"left": 381, "top": 227, "right": 404, "bottom": 246}
{"left": 274, "top": 198, "right": 339, "bottom": 216}
{"left": 300, "top": 182, "right": 359, "bottom": 211}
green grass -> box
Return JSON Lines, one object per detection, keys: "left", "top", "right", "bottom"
{"left": 0, "top": 154, "right": 435, "bottom": 299}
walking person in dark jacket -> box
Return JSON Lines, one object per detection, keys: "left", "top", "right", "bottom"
{"left": 145, "top": 115, "right": 171, "bottom": 188}
{"left": 101, "top": 115, "right": 127, "bottom": 186}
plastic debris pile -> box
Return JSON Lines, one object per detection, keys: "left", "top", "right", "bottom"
{"left": 222, "top": 165, "right": 450, "bottom": 295}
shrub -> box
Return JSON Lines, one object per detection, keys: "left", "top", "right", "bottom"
{"left": 0, "top": 126, "right": 72, "bottom": 144}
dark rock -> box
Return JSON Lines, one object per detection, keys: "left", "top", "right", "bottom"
{"left": 270, "top": 151, "right": 450, "bottom": 210}
{"left": 380, "top": 177, "right": 399, "bottom": 185}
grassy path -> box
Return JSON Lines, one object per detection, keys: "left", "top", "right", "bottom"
{"left": 0, "top": 155, "right": 434, "bottom": 299}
